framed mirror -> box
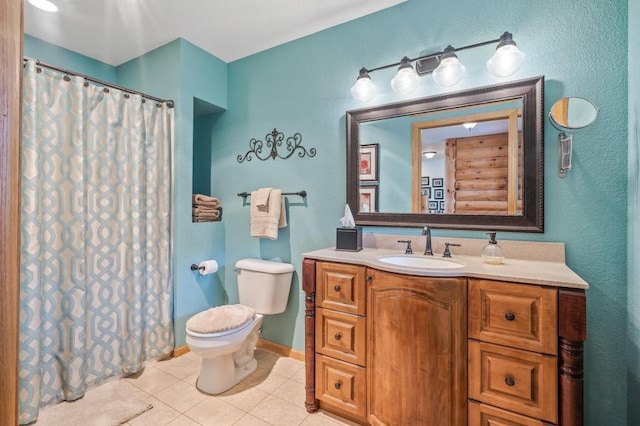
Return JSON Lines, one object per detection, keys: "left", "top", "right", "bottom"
{"left": 346, "top": 76, "right": 544, "bottom": 232}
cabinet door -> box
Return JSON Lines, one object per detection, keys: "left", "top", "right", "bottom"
{"left": 367, "top": 269, "right": 467, "bottom": 426}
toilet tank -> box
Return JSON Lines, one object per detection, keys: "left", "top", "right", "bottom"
{"left": 235, "top": 259, "right": 294, "bottom": 314}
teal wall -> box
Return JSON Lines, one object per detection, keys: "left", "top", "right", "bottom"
{"left": 627, "top": 0, "right": 639, "bottom": 423}
{"left": 24, "top": 0, "right": 633, "bottom": 422}
{"left": 210, "top": 1, "right": 628, "bottom": 424}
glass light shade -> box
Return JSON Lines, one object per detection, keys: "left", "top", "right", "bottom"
{"left": 432, "top": 56, "right": 466, "bottom": 87}
{"left": 423, "top": 151, "right": 436, "bottom": 159}
{"left": 487, "top": 45, "right": 526, "bottom": 77}
{"left": 462, "top": 122, "right": 477, "bottom": 130}
{"left": 391, "top": 67, "right": 419, "bottom": 95}
{"left": 350, "top": 75, "right": 377, "bottom": 102}
{"left": 28, "top": 0, "right": 58, "bottom": 12}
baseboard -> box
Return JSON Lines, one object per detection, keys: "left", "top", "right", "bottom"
{"left": 256, "top": 338, "right": 305, "bottom": 362}
{"left": 172, "top": 339, "right": 304, "bottom": 362}
{"left": 172, "top": 345, "right": 190, "bottom": 357}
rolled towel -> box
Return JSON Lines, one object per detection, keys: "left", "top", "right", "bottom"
{"left": 192, "top": 206, "right": 220, "bottom": 214}
{"left": 194, "top": 211, "right": 220, "bottom": 219}
{"left": 193, "top": 216, "right": 220, "bottom": 222}
{"left": 192, "top": 194, "right": 221, "bottom": 208}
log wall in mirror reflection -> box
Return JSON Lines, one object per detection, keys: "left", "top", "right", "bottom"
{"left": 346, "top": 76, "right": 544, "bottom": 232}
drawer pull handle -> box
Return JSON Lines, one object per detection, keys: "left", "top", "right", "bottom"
{"left": 334, "top": 333, "right": 342, "bottom": 341}
{"left": 505, "top": 376, "right": 515, "bottom": 387}
{"left": 505, "top": 312, "right": 516, "bottom": 321}
{"left": 334, "top": 382, "right": 341, "bottom": 389}
{"left": 334, "top": 285, "right": 341, "bottom": 292}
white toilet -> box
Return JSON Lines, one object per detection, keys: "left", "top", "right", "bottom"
{"left": 185, "top": 258, "right": 294, "bottom": 394}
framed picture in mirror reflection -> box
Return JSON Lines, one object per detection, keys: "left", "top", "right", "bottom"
{"left": 359, "top": 185, "right": 378, "bottom": 213}
{"left": 359, "top": 144, "right": 378, "bottom": 181}
{"left": 432, "top": 178, "right": 443, "bottom": 187}
{"left": 434, "top": 188, "right": 444, "bottom": 200}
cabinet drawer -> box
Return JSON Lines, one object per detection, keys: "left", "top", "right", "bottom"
{"left": 316, "top": 308, "right": 366, "bottom": 365}
{"left": 316, "top": 262, "right": 366, "bottom": 315}
{"left": 316, "top": 354, "right": 366, "bottom": 418}
{"left": 469, "top": 279, "right": 558, "bottom": 354}
{"left": 469, "top": 341, "right": 557, "bottom": 423}
{"left": 468, "top": 401, "right": 547, "bottom": 426}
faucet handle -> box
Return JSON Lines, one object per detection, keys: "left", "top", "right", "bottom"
{"left": 442, "top": 242, "right": 461, "bottom": 258}
{"left": 398, "top": 240, "right": 413, "bottom": 255}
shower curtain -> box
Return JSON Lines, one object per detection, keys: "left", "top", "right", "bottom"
{"left": 19, "top": 60, "right": 174, "bottom": 424}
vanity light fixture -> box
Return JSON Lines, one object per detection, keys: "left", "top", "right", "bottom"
{"left": 423, "top": 151, "right": 436, "bottom": 159}
{"left": 28, "top": 0, "right": 58, "bottom": 12}
{"left": 350, "top": 31, "right": 526, "bottom": 101}
{"left": 350, "top": 68, "right": 377, "bottom": 102}
{"left": 462, "top": 122, "right": 478, "bottom": 130}
{"left": 390, "top": 57, "right": 420, "bottom": 95}
{"left": 432, "top": 46, "right": 466, "bottom": 87}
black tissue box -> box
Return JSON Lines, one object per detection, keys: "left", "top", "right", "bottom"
{"left": 336, "top": 227, "right": 362, "bottom": 251}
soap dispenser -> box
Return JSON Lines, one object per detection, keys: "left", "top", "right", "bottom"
{"left": 482, "top": 232, "right": 504, "bottom": 265}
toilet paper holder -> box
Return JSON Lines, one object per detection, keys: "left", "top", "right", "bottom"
{"left": 190, "top": 264, "right": 205, "bottom": 272}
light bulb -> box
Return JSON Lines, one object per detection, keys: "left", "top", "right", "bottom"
{"left": 487, "top": 45, "right": 526, "bottom": 77}
{"left": 390, "top": 57, "right": 419, "bottom": 95}
{"left": 432, "top": 46, "right": 466, "bottom": 87}
{"left": 487, "top": 32, "right": 526, "bottom": 77}
{"left": 350, "top": 68, "right": 377, "bottom": 102}
{"left": 28, "top": 0, "right": 58, "bottom": 12}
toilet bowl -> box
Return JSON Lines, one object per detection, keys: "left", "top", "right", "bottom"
{"left": 185, "top": 258, "right": 294, "bottom": 394}
{"left": 186, "top": 313, "right": 263, "bottom": 394}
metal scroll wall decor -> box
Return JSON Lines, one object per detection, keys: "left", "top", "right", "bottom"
{"left": 237, "top": 128, "right": 317, "bottom": 163}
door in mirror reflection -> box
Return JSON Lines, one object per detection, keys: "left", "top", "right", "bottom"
{"left": 415, "top": 101, "right": 523, "bottom": 216}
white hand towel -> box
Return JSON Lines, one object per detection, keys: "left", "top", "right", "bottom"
{"left": 250, "top": 188, "right": 286, "bottom": 239}
{"left": 254, "top": 187, "right": 273, "bottom": 207}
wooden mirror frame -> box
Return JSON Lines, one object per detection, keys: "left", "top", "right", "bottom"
{"left": 346, "top": 76, "right": 544, "bottom": 232}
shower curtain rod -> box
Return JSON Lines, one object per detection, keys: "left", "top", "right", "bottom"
{"left": 23, "top": 57, "right": 174, "bottom": 108}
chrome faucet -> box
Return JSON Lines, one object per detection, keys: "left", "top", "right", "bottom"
{"left": 422, "top": 226, "right": 433, "bottom": 256}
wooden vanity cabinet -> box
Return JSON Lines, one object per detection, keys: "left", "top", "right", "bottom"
{"left": 303, "top": 259, "right": 586, "bottom": 426}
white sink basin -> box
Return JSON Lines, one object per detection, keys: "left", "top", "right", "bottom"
{"left": 377, "top": 256, "right": 464, "bottom": 269}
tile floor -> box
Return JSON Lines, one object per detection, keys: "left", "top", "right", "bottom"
{"left": 117, "top": 348, "right": 357, "bottom": 426}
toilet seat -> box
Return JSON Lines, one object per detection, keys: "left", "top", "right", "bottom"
{"left": 186, "top": 304, "right": 256, "bottom": 335}
{"left": 186, "top": 315, "right": 258, "bottom": 339}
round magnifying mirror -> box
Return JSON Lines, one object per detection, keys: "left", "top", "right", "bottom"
{"left": 549, "top": 97, "right": 598, "bottom": 129}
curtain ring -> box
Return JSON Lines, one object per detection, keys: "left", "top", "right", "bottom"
{"left": 63, "top": 75, "right": 71, "bottom": 82}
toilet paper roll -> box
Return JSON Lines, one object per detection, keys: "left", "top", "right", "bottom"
{"left": 198, "top": 260, "right": 218, "bottom": 275}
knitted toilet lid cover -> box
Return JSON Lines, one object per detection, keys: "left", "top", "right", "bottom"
{"left": 186, "top": 304, "right": 256, "bottom": 334}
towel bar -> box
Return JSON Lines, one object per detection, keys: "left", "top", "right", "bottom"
{"left": 237, "top": 190, "right": 306, "bottom": 199}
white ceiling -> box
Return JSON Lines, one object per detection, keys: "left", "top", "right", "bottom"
{"left": 24, "top": 0, "right": 406, "bottom": 66}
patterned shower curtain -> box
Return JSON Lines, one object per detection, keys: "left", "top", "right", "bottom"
{"left": 19, "top": 60, "right": 174, "bottom": 424}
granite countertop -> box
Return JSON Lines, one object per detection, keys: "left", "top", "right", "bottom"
{"left": 302, "top": 243, "right": 589, "bottom": 289}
